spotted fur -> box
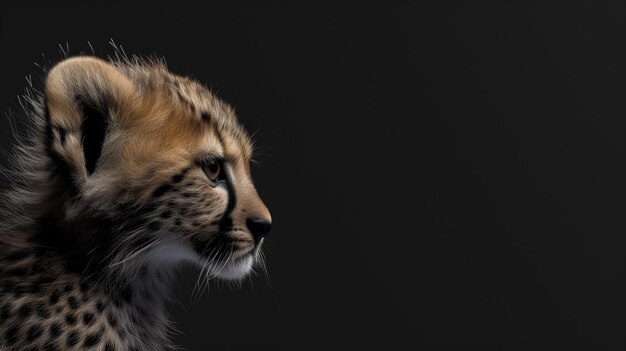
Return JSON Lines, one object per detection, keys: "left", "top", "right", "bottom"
{"left": 0, "top": 56, "right": 272, "bottom": 350}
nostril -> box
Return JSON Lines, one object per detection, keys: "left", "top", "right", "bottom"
{"left": 246, "top": 218, "right": 272, "bottom": 242}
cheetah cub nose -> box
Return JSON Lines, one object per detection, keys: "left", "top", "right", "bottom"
{"left": 246, "top": 218, "right": 272, "bottom": 242}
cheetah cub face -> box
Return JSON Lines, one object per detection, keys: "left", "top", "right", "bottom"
{"left": 45, "top": 57, "right": 271, "bottom": 284}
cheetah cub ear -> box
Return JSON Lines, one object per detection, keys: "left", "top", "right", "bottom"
{"left": 44, "top": 56, "right": 135, "bottom": 187}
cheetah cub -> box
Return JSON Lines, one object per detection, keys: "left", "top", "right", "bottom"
{"left": 0, "top": 56, "right": 272, "bottom": 350}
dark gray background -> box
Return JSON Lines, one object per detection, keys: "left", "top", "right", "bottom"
{"left": 1, "top": 1, "right": 624, "bottom": 349}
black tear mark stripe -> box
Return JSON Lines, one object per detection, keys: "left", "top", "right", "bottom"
{"left": 218, "top": 162, "right": 237, "bottom": 231}
{"left": 213, "top": 132, "right": 236, "bottom": 230}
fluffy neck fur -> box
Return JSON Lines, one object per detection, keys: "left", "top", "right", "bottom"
{"left": 0, "top": 91, "right": 183, "bottom": 350}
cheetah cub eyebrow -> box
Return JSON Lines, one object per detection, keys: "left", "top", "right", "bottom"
{"left": 0, "top": 56, "right": 272, "bottom": 350}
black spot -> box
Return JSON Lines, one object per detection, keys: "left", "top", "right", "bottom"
{"left": 80, "top": 281, "right": 89, "bottom": 292}
{"left": 49, "top": 322, "right": 63, "bottom": 338}
{"left": 19, "top": 303, "right": 33, "bottom": 317}
{"left": 96, "top": 301, "right": 105, "bottom": 312}
{"left": 63, "top": 283, "right": 72, "bottom": 292}
{"left": 84, "top": 331, "right": 101, "bottom": 346}
{"left": 172, "top": 173, "right": 185, "bottom": 183}
{"left": 27, "top": 324, "right": 44, "bottom": 341}
{"left": 105, "top": 342, "right": 116, "bottom": 351}
{"left": 153, "top": 183, "right": 173, "bottom": 198}
{"left": 182, "top": 192, "right": 194, "bottom": 198}
{"left": 5, "top": 325, "right": 19, "bottom": 344}
{"left": 49, "top": 290, "right": 60, "bottom": 304}
{"left": 65, "top": 313, "right": 77, "bottom": 325}
{"left": 83, "top": 311, "right": 95, "bottom": 326}
{"left": 160, "top": 210, "right": 172, "bottom": 219}
{"left": 35, "top": 302, "right": 50, "bottom": 318}
{"left": 200, "top": 112, "right": 210, "bottom": 123}
{"left": 67, "top": 296, "right": 79, "bottom": 309}
{"left": 66, "top": 331, "right": 79, "bottom": 346}
{"left": 174, "top": 219, "right": 182, "bottom": 226}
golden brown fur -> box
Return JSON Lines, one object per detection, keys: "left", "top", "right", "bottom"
{"left": 0, "top": 55, "right": 271, "bottom": 350}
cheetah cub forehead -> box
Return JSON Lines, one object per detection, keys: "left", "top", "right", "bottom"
{"left": 45, "top": 56, "right": 272, "bottom": 282}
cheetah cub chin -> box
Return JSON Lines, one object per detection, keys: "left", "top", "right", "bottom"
{"left": 0, "top": 56, "right": 272, "bottom": 350}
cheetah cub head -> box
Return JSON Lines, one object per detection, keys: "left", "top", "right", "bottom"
{"left": 44, "top": 56, "right": 271, "bottom": 287}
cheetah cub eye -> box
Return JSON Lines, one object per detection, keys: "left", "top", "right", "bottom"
{"left": 200, "top": 157, "right": 225, "bottom": 186}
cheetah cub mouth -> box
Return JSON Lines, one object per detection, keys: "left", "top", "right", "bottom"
{"left": 144, "top": 155, "right": 272, "bottom": 283}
